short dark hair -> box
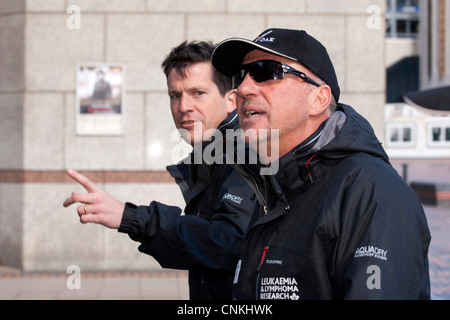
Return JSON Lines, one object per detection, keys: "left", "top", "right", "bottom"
{"left": 161, "top": 40, "right": 232, "bottom": 96}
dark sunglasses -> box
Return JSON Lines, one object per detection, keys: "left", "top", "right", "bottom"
{"left": 232, "top": 60, "right": 323, "bottom": 89}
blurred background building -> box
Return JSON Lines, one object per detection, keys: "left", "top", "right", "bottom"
{"left": 385, "top": 0, "right": 450, "bottom": 159}
{"left": 0, "top": 0, "right": 441, "bottom": 272}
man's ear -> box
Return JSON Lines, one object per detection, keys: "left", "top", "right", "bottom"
{"left": 309, "top": 85, "right": 332, "bottom": 117}
{"left": 225, "top": 89, "right": 237, "bottom": 113}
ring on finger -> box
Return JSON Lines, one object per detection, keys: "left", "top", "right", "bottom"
{"left": 84, "top": 204, "right": 88, "bottom": 215}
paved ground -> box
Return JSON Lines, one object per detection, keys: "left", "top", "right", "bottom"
{"left": 0, "top": 267, "right": 189, "bottom": 300}
{"left": 391, "top": 159, "right": 450, "bottom": 300}
{"left": 0, "top": 159, "right": 448, "bottom": 300}
{"left": 425, "top": 205, "right": 450, "bottom": 300}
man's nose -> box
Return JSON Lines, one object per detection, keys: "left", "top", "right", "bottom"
{"left": 237, "top": 72, "right": 258, "bottom": 97}
{"left": 179, "top": 94, "right": 194, "bottom": 112}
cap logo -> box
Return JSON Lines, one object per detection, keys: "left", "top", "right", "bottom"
{"left": 254, "top": 30, "right": 274, "bottom": 43}
{"left": 258, "top": 37, "right": 275, "bottom": 43}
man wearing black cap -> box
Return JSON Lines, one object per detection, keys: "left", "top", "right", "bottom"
{"left": 212, "top": 28, "right": 431, "bottom": 300}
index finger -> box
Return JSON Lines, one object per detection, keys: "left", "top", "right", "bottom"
{"left": 66, "top": 168, "right": 98, "bottom": 193}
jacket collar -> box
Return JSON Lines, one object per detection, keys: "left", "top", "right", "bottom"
{"left": 167, "top": 109, "right": 240, "bottom": 186}
{"left": 271, "top": 109, "right": 347, "bottom": 196}
{"left": 238, "top": 106, "right": 347, "bottom": 213}
{"left": 235, "top": 104, "right": 390, "bottom": 225}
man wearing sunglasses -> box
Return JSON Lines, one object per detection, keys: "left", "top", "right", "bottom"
{"left": 63, "top": 41, "right": 257, "bottom": 300}
{"left": 212, "top": 28, "right": 431, "bottom": 300}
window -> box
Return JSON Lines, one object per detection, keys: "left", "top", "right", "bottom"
{"left": 386, "top": 122, "right": 416, "bottom": 147}
{"left": 386, "top": 0, "right": 420, "bottom": 38}
{"left": 428, "top": 123, "right": 450, "bottom": 147}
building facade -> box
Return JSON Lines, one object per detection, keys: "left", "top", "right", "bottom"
{"left": 385, "top": 0, "right": 450, "bottom": 159}
{"left": 419, "top": 0, "right": 450, "bottom": 89}
{"left": 0, "top": 0, "right": 386, "bottom": 271}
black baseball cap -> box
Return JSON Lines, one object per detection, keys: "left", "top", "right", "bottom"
{"left": 212, "top": 28, "right": 340, "bottom": 101}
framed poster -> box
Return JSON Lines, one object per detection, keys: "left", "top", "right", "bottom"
{"left": 76, "top": 64, "right": 125, "bottom": 135}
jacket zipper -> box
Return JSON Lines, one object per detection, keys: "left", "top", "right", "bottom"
{"left": 306, "top": 153, "right": 319, "bottom": 185}
{"left": 255, "top": 246, "right": 269, "bottom": 299}
{"left": 241, "top": 166, "right": 269, "bottom": 215}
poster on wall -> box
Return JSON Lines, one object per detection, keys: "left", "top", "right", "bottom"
{"left": 76, "top": 64, "right": 125, "bottom": 135}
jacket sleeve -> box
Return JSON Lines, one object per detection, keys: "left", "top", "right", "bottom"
{"left": 118, "top": 170, "right": 257, "bottom": 272}
{"left": 331, "top": 163, "right": 431, "bottom": 300}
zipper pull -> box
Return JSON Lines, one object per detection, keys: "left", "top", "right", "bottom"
{"left": 305, "top": 153, "right": 318, "bottom": 185}
{"left": 256, "top": 246, "right": 269, "bottom": 272}
{"left": 307, "top": 172, "right": 314, "bottom": 185}
{"left": 263, "top": 205, "right": 269, "bottom": 215}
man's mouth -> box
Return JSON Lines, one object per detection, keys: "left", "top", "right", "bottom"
{"left": 180, "top": 119, "right": 201, "bottom": 125}
{"left": 245, "top": 110, "right": 263, "bottom": 118}
{"left": 179, "top": 120, "right": 200, "bottom": 130}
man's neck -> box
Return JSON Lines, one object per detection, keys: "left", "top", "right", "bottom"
{"left": 258, "top": 117, "right": 330, "bottom": 163}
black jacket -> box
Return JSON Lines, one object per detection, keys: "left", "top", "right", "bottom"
{"left": 232, "top": 104, "right": 431, "bottom": 300}
{"left": 118, "top": 111, "right": 257, "bottom": 300}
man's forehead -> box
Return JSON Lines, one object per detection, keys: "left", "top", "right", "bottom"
{"left": 168, "top": 61, "right": 212, "bottom": 79}
{"left": 167, "top": 63, "right": 214, "bottom": 91}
